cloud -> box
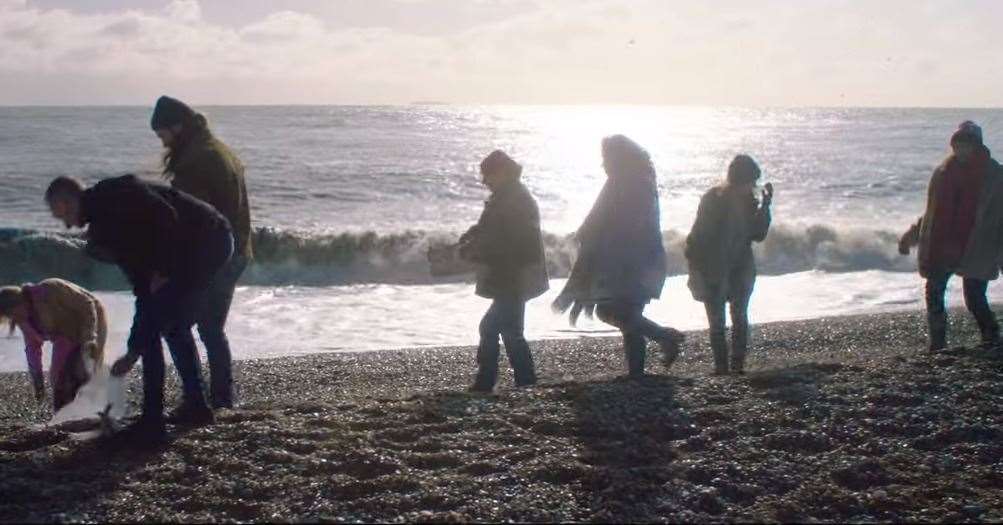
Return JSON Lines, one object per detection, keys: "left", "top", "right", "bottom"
{"left": 0, "top": 0, "right": 1001, "bottom": 106}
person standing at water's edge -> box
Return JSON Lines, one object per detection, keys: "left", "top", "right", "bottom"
{"left": 685, "top": 155, "right": 772, "bottom": 375}
{"left": 553, "top": 135, "right": 685, "bottom": 378}
{"left": 45, "top": 175, "right": 233, "bottom": 442}
{"left": 152, "top": 96, "right": 253, "bottom": 409}
{"left": 459, "top": 151, "right": 548, "bottom": 393}
{"left": 0, "top": 279, "right": 107, "bottom": 412}
{"left": 899, "top": 121, "right": 1003, "bottom": 352}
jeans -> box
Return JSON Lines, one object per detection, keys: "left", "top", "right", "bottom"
{"left": 188, "top": 255, "right": 247, "bottom": 408}
{"left": 704, "top": 269, "right": 755, "bottom": 373}
{"left": 475, "top": 298, "right": 536, "bottom": 388}
{"left": 925, "top": 271, "right": 999, "bottom": 350}
{"left": 595, "top": 301, "right": 671, "bottom": 376}
{"left": 132, "top": 227, "right": 234, "bottom": 421}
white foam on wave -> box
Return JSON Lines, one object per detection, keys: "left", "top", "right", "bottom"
{"left": 1, "top": 269, "right": 1000, "bottom": 373}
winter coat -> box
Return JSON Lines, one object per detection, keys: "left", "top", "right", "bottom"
{"left": 685, "top": 185, "right": 771, "bottom": 302}
{"left": 555, "top": 170, "right": 667, "bottom": 312}
{"left": 168, "top": 132, "right": 253, "bottom": 259}
{"left": 461, "top": 179, "right": 549, "bottom": 300}
{"left": 81, "top": 174, "right": 233, "bottom": 295}
{"left": 903, "top": 147, "right": 1003, "bottom": 281}
{"left": 19, "top": 279, "right": 108, "bottom": 382}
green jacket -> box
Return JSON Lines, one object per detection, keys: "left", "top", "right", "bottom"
{"left": 168, "top": 134, "right": 253, "bottom": 259}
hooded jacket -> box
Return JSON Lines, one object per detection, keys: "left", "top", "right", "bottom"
{"left": 81, "top": 174, "right": 232, "bottom": 295}
{"left": 903, "top": 146, "right": 1003, "bottom": 280}
{"left": 555, "top": 168, "right": 667, "bottom": 311}
{"left": 167, "top": 131, "right": 253, "bottom": 259}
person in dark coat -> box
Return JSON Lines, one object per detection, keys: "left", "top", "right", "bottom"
{"left": 45, "top": 174, "right": 234, "bottom": 442}
{"left": 899, "top": 121, "right": 1003, "bottom": 351}
{"left": 460, "top": 150, "right": 549, "bottom": 393}
{"left": 685, "top": 155, "right": 772, "bottom": 375}
{"left": 553, "top": 135, "right": 685, "bottom": 378}
{"left": 151, "top": 95, "right": 253, "bottom": 409}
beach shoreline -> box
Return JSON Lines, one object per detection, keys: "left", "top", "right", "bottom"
{"left": 2, "top": 306, "right": 1003, "bottom": 522}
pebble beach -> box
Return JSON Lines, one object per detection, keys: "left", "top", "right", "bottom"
{"left": 2, "top": 306, "right": 1003, "bottom": 522}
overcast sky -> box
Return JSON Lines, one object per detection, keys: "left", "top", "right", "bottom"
{"left": 2, "top": 0, "right": 1001, "bottom": 106}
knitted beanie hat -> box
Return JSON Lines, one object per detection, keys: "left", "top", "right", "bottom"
{"left": 150, "top": 95, "right": 196, "bottom": 130}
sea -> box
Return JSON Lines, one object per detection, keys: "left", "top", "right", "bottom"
{"left": 2, "top": 105, "right": 1002, "bottom": 372}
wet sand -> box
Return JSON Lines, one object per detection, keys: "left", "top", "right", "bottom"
{"left": 2, "top": 306, "right": 1003, "bottom": 522}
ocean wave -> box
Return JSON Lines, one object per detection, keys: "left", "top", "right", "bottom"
{"left": 0, "top": 224, "right": 917, "bottom": 290}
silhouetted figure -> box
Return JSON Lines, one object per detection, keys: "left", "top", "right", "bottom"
{"left": 685, "top": 155, "right": 772, "bottom": 375}
{"left": 460, "top": 151, "right": 548, "bottom": 393}
{"left": 45, "top": 175, "right": 234, "bottom": 442}
{"left": 152, "top": 96, "right": 253, "bottom": 409}
{"left": 899, "top": 121, "right": 1003, "bottom": 352}
{"left": 553, "top": 135, "right": 684, "bottom": 378}
{"left": 0, "top": 279, "right": 107, "bottom": 411}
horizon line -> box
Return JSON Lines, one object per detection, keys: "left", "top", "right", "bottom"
{"left": 1, "top": 102, "right": 1002, "bottom": 110}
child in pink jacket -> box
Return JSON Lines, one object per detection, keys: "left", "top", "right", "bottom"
{"left": 0, "top": 279, "right": 107, "bottom": 410}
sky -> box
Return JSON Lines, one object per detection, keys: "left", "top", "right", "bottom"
{"left": 0, "top": 0, "right": 1001, "bottom": 106}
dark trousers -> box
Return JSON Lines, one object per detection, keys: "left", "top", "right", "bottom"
{"left": 133, "top": 228, "right": 234, "bottom": 421}
{"left": 180, "top": 255, "right": 247, "bottom": 408}
{"left": 925, "top": 271, "right": 999, "bottom": 350}
{"left": 475, "top": 298, "right": 536, "bottom": 388}
{"left": 704, "top": 272, "right": 755, "bottom": 373}
{"left": 596, "top": 301, "right": 670, "bottom": 376}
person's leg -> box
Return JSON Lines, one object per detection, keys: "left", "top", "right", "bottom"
{"left": 925, "top": 272, "right": 950, "bottom": 351}
{"left": 472, "top": 300, "right": 504, "bottom": 391}
{"left": 729, "top": 294, "right": 751, "bottom": 374}
{"left": 704, "top": 299, "right": 729, "bottom": 374}
{"left": 498, "top": 299, "right": 536, "bottom": 387}
{"left": 196, "top": 256, "right": 246, "bottom": 409}
{"left": 962, "top": 277, "right": 1000, "bottom": 345}
{"left": 49, "top": 340, "right": 77, "bottom": 411}
{"left": 597, "top": 302, "right": 647, "bottom": 377}
{"left": 156, "top": 282, "right": 211, "bottom": 414}
{"left": 53, "top": 350, "right": 89, "bottom": 411}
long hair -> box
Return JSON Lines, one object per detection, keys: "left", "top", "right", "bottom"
{"left": 162, "top": 112, "right": 212, "bottom": 178}
{"left": 0, "top": 286, "right": 26, "bottom": 336}
{"left": 601, "top": 135, "right": 655, "bottom": 182}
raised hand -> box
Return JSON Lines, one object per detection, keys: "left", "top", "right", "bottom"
{"left": 761, "top": 182, "right": 774, "bottom": 208}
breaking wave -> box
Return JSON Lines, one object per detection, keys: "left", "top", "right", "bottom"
{"left": 0, "top": 224, "right": 916, "bottom": 290}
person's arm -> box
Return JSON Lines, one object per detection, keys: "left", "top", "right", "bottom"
{"left": 898, "top": 217, "right": 922, "bottom": 255}
{"left": 112, "top": 295, "right": 154, "bottom": 376}
{"left": 750, "top": 185, "right": 773, "bottom": 242}
{"left": 203, "top": 150, "right": 243, "bottom": 232}
{"left": 139, "top": 186, "right": 181, "bottom": 279}
{"left": 23, "top": 334, "right": 45, "bottom": 399}
{"left": 685, "top": 190, "right": 722, "bottom": 264}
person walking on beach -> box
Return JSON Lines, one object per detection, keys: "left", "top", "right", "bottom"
{"left": 151, "top": 95, "right": 252, "bottom": 409}
{"left": 0, "top": 279, "right": 107, "bottom": 411}
{"left": 45, "top": 174, "right": 234, "bottom": 441}
{"left": 899, "top": 121, "right": 1003, "bottom": 352}
{"left": 459, "top": 150, "right": 549, "bottom": 393}
{"left": 685, "top": 155, "right": 772, "bottom": 375}
{"left": 553, "top": 135, "right": 685, "bottom": 378}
